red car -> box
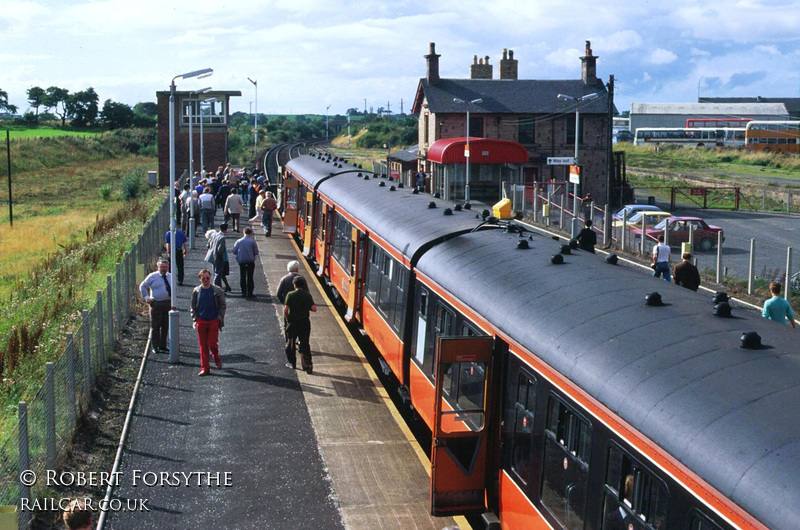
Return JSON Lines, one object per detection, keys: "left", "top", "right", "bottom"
{"left": 633, "top": 216, "right": 724, "bottom": 250}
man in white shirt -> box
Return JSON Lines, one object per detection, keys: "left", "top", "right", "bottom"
{"left": 139, "top": 259, "right": 172, "bottom": 353}
{"left": 651, "top": 235, "right": 672, "bottom": 282}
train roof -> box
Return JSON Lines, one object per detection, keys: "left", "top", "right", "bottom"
{"left": 416, "top": 228, "right": 799, "bottom": 529}
{"left": 286, "top": 154, "right": 486, "bottom": 263}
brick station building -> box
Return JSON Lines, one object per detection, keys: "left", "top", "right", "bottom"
{"left": 412, "top": 42, "right": 615, "bottom": 204}
{"left": 156, "top": 90, "right": 241, "bottom": 187}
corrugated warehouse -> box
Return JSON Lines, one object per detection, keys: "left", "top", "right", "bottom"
{"left": 629, "top": 102, "right": 789, "bottom": 131}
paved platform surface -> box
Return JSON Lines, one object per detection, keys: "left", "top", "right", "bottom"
{"left": 108, "top": 212, "right": 458, "bottom": 529}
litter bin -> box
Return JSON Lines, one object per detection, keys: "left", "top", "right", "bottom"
{"left": 647, "top": 196, "right": 656, "bottom": 205}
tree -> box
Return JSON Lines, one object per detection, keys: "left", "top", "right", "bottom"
{"left": 101, "top": 99, "right": 135, "bottom": 129}
{"left": 0, "top": 89, "right": 18, "bottom": 114}
{"left": 67, "top": 87, "right": 99, "bottom": 127}
{"left": 133, "top": 101, "right": 157, "bottom": 117}
{"left": 44, "top": 86, "right": 70, "bottom": 126}
{"left": 26, "top": 86, "right": 47, "bottom": 117}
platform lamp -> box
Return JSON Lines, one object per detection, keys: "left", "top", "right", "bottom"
{"left": 169, "top": 68, "right": 213, "bottom": 364}
{"left": 453, "top": 97, "right": 482, "bottom": 204}
{"left": 188, "top": 87, "right": 212, "bottom": 250}
{"left": 557, "top": 92, "right": 598, "bottom": 237}
{"left": 247, "top": 77, "right": 257, "bottom": 159}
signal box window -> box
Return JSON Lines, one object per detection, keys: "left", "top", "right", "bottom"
{"left": 510, "top": 371, "right": 537, "bottom": 485}
{"left": 602, "top": 444, "right": 669, "bottom": 530}
{"left": 541, "top": 395, "right": 591, "bottom": 530}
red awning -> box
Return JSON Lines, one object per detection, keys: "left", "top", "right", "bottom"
{"left": 427, "top": 137, "right": 529, "bottom": 164}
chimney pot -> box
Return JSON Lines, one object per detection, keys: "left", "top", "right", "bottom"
{"left": 425, "top": 42, "right": 441, "bottom": 85}
{"left": 499, "top": 47, "right": 518, "bottom": 80}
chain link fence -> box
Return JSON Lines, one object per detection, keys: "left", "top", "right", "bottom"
{"left": 0, "top": 196, "right": 169, "bottom": 529}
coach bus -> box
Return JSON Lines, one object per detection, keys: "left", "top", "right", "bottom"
{"left": 744, "top": 120, "right": 800, "bottom": 154}
{"left": 686, "top": 118, "right": 751, "bottom": 129}
{"left": 633, "top": 127, "right": 745, "bottom": 148}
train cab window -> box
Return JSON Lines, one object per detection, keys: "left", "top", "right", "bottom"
{"left": 541, "top": 395, "right": 591, "bottom": 530}
{"left": 689, "top": 512, "right": 724, "bottom": 530}
{"left": 511, "top": 371, "right": 537, "bottom": 485}
{"left": 601, "top": 444, "right": 669, "bottom": 530}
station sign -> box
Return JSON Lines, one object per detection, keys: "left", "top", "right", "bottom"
{"left": 569, "top": 165, "right": 581, "bottom": 184}
{"left": 547, "top": 157, "right": 575, "bottom": 165}
{"left": 464, "top": 145, "right": 470, "bottom": 158}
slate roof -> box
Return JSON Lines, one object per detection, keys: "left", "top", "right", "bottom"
{"left": 631, "top": 102, "right": 788, "bottom": 116}
{"left": 415, "top": 78, "right": 611, "bottom": 115}
{"left": 700, "top": 97, "right": 800, "bottom": 117}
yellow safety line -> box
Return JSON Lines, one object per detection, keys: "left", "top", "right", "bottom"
{"left": 285, "top": 234, "right": 470, "bottom": 529}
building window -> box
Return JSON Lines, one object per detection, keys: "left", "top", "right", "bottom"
{"left": 518, "top": 117, "right": 535, "bottom": 144}
{"left": 181, "top": 98, "right": 226, "bottom": 126}
{"left": 469, "top": 116, "right": 483, "bottom": 138}
{"left": 566, "top": 115, "right": 585, "bottom": 145}
{"left": 424, "top": 113, "right": 430, "bottom": 145}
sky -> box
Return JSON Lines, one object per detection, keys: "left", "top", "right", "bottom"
{"left": 2, "top": 0, "right": 799, "bottom": 118}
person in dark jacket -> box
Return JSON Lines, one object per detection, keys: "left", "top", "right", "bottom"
{"left": 283, "top": 276, "right": 317, "bottom": 373}
{"left": 673, "top": 252, "right": 701, "bottom": 291}
{"left": 248, "top": 181, "right": 258, "bottom": 219}
{"left": 575, "top": 219, "right": 597, "bottom": 253}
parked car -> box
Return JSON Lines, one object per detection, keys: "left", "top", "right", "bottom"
{"left": 613, "top": 211, "right": 672, "bottom": 230}
{"left": 612, "top": 204, "right": 663, "bottom": 222}
{"left": 634, "top": 216, "right": 724, "bottom": 250}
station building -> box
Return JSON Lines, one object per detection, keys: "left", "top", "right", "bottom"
{"left": 156, "top": 90, "right": 241, "bottom": 187}
{"left": 411, "top": 41, "right": 614, "bottom": 204}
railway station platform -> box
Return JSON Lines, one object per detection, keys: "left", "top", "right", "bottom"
{"left": 107, "top": 212, "right": 459, "bottom": 529}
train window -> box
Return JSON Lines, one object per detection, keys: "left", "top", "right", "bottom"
{"left": 378, "top": 255, "right": 393, "bottom": 315}
{"left": 391, "top": 267, "right": 408, "bottom": 331}
{"left": 601, "top": 444, "right": 669, "bottom": 530}
{"left": 511, "top": 371, "right": 537, "bottom": 485}
{"left": 364, "top": 242, "right": 407, "bottom": 334}
{"left": 314, "top": 202, "right": 324, "bottom": 241}
{"left": 331, "top": 213, "right": 353, "bottom": 271}
{"left": 541, "top": 395, "right": 591, "bottom": 530}
{"left": 689, "top": 512, "right": 724, "bottom": 530}
{"left": 419, "top": 289, "right": 428, "bottom": 316}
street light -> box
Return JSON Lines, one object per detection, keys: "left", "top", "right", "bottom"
{"left": 557, "top": 92, "right": 598, "bottom": 237}
{"left": 453, "top": 97, "right": 482, "bottom": 204}
{"left": 188, "top": 87, "right": 212, "bottom": 250}
{"left": 325, "top": 104, "right": 331, "bottom": 142}
{"left": 247, "top": 77, "right": 258, "bottom": 159}
{"left": 168, "top": 68, "right": 213, "bottom": 363}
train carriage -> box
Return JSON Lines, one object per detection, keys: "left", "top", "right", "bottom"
{"left": 281, "top": 153, "right": 799, "bottom": 530}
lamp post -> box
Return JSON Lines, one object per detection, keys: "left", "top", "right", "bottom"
{"left": 199, "top": 97, "right": 218, "bottom": 184}
{"left": 247, "top": 78, "right": 257, "bottom": 159}
{"left": 557, "top": 92, "right": 598, "bottom": 237}
{"left": 188, "top": 87, "right": 212, "bottom": 250}
{"left": 325, "top": 104, "right": 331, "bottom": 142}
{"left": 453, "top": 97, "right": 482, "bottom": 204}
{"left": 169, "top": 68, "right": 213, "bottom": 363}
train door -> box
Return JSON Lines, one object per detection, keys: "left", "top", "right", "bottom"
{"left": 344, "top": 227, "right": 366, "bottom": 322}
{"left": 318, "top": 206, "right": 334, "bottom": 277}
{"left": 430, "top": 335, "right": 494, "bottom": 515}
{"left": 302, "top": 191, "right": 314, "bottom": 256}
{"left": 282, "top": 179, "right": 299, "bottom": 234}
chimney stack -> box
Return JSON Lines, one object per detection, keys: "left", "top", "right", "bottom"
{"left": 470, "top": 54, "right": 493, "bottom": 79}
{"left": 425, "top": 42, "right": 441, "bottom": 85}
{"left": 581, "top": 40, "right": 599, "bottom": 85}
{"left": 499, "top": 48, "right": 518, "bottom": 80}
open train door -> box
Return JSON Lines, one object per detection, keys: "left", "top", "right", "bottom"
{"left": 302, "top": 191, "right": 314, "bottom": 256}
{"left": 431, "top": 336, "right": 494, "bottom": 516}
{"left": 282, "top": 179, "right": 299, "bottom": 234}
{"left": 344, "top": 227, "right": 366, "bottom": 322}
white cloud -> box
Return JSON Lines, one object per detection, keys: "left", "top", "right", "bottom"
{"left": 754, "top": 45, "right": 780, "bottom": 55}
{"left": 649, "top": 49, "right": 678, "bottom": 65}
{"left": 593, "top": 30, "right": 643, "bottom": 53}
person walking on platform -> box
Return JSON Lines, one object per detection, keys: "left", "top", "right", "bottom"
{"left": 248, "top": 180, "right": 259, "bottom": 219}
{"left": 651, "top": 235, "right": 671, "bottom": 282}
{"left": 575, "top": 219, "right": 597, "bottom": 253}
{"left": 199, "top": 186, "right": 216, "bottom": 233}
{"left": 762, "top": 281, "right": 796, "bottom": 328}
{"left": 261, "top": 191, "right": 278, "bottom": 237}
{"left": 673, "top": 252, "right": 701, "bottom": 291}
{"left": 191, "top": 268, "right": 227, "bottom": 376}
{"left": 165, "top": 227, "right": 188, "bottom": 286}
{"left": 232, "top": 227, "right": 259, "bottom": 298}
{"left": 216, "top": 179, "right": 231, "bottom": 219}
{"left": 284, "top": 276, "right": 317, "bottom": 373}
{"left": 139, "top": 258, "right": 172, "bottom": 353}
{"left": 205, "top": 224, "right": 232, "bottom": 292}
{"left": 224, "top": 188, "right": 244, "bottom": 232}
{"left": 277, "top": 261, "right": 302, "bottom": 305}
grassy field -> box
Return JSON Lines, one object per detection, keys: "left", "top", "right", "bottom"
{"left": 1, "top": 124, "right": 104, "bottom": 139}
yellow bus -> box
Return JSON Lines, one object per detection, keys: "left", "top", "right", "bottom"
{"left": 744, "top": 120, "right": 800, "bottom": 154}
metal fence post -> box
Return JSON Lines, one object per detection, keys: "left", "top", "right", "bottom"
{"left": 559, "top": 193, "right": 565, "bottom": 229}
{"left": 115, "top": 264, "right": 122, "bottom": 330}
{"left": 788, "top": 190, "right": 793, "bottom": 214}
{"left": 533, "top": 190, "right": 539, "bottom": 224}
{"left": 748, "top": 239, "right": 755, "bottom": 295}
{"left": 106, "top": 275, "right": 114, "bottom": 345}
{"left": 716, "top": 231, "right": 723, "bottom": 284}
{"left": 546, "top": 190, "right": 552, "bottom": 226}
{"left": 66, "top": 333, "right": 76, "bottom": 431}
{"left": 689, "top": 224, "right": 695, "bottom": 253}
{"left": 82, "top": 310, "right": 92, "bottom": 404}
{"left": 786, "top": 247, "right": 793, "bottom": 300}
{"left": 640, "top": 218, "right": 646, "bottom": 256}
{"left": 762, "top": 187, "right": 766, "bottom": 211}
{"left": 603, "top": 204, "right": 610, "bottom": 246}
{"left": 621, "top": 217, "right": 627, "bottom": 252}
{"left": 96, "top": 290, "right": 105, "bottom": 371}
{"left": 45, "top": 362, "right": 56, "bottom": 472}
{"left": 18, "top": 402, "right": 30, "bottom": 530}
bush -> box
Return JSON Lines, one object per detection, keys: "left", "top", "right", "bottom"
{"left": 120, "top": 169, "right": 146, "bottom": 200}
{"left": 99, "top": 184, "right": 112, "bottom": 201}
